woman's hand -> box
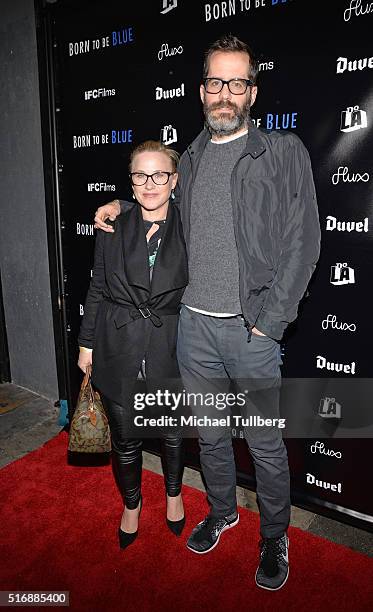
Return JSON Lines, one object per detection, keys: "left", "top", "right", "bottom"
{"left": 78, "top": 347, "right": 93, "bottom": 373}
{"left": 94, "top": 200, "right": 121, "bottom": 232}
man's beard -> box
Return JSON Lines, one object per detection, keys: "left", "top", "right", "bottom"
{"left": 203, "top": 97, "right": 251, "bottom": 137}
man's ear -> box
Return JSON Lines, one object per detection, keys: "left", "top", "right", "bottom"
{"left": 200, "top": 83, "right": 205, "bottom": 105}
{"left": 250, "top": 85, "right": 258, "bottom": 108}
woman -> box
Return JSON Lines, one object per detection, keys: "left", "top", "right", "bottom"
{"left": 78, "top": 140, "right": 188, "bottom": 549}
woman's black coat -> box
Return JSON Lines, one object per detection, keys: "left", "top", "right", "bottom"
{"left": 78, "top": 201, "right": 188, "bottom": 406}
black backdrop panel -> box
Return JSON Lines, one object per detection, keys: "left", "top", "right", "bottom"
{"left": 48, "top": 0, "right": 373, "bottom": 529}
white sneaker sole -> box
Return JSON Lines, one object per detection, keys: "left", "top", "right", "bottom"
{"left": 255, "top": 565, "right": 289, "bottom": 591}
{"left": 255, "top": 536, "right": 290, "bottom": 590}
{"left": 186, "top": 514, "right": 240, "bottom": 555}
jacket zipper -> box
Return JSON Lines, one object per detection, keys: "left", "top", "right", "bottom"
{"left": 231, "top": 154, "right": 253, "bottom": 340}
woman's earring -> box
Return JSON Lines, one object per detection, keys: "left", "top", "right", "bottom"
{"left": 132, "top": 193, "right": 136, "bottom": 200}
{"left": 171, "top": 190, "right": 175, "bottom": 200}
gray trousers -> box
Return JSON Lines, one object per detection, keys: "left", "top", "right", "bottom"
{"left": 177, "top": 305, "right": 290, "bottom": 538}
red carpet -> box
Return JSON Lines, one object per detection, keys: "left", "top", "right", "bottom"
{"left": 1, "top": 432, "right": 372, "bottom": 612}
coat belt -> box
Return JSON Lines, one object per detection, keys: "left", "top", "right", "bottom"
{"left": 103, "top": 297, "right": 180, "bottom": 329}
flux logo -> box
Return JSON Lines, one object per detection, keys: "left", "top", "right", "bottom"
{"left": 160, "top": 0, "right": 177, "bottom": 14}
{"left": 331, "top": 166, "right": 370, "bottom": 185}
{"left": 161, "top": 125, "right": 177, "bottom": 145}
{"left": 318, "top": 397, "right": 342, "bottom": 419}
{"left": 158, "top": 42, "right": 183, "bottom": 61}
{"left": 340, "top": 105, "right": 368, "bottom": 132}
{"left": 330, "top": 263, "right": 355, "bottom": 285}
{"left": 310, "top": 441, "right": 342, "bottom": 459}
{"left": 343, "top": 0, "right": 373, "bottom": 22}
{"left": 321, "top": 314, "right": 357, "bottom": 332}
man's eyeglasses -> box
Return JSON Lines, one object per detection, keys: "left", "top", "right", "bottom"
{"left": 129, "top": 171, "right": 175, "bottom": 186}
{"left": 203, "top": 78, "right": 254, "bottom": 95}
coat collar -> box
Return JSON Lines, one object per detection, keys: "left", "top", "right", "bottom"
{"left": 119, "top": 202, "right": 188, "bottom": 301}
{"left": 120, "top": 203, "right": 150, "bottom": 293}
{"left": 187, "top": 119, "right": 266, "bottom": 160}
{"left": 150, "top": 201, "right": 188, "bottom": 300}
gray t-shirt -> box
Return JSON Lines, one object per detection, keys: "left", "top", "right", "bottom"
{"left": 182, "top": 133, "right": 247, "bottom": 314}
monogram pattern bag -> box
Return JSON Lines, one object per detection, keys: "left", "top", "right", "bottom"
{"left": 68, "top": 369, "right": 111, "bottom": 453}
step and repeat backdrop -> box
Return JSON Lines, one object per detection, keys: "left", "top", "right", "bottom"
{"left": 49, "top": 0, "right": 373, "bottom": 528}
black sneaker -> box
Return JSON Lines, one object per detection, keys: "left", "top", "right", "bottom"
{"left": 186, "top": 513, "right": 239, "bottom": 554}
{"left": 255, "top": 534, "right": 289, "bottom": 590}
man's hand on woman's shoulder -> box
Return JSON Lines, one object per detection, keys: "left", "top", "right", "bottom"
{"left": 94, "top": 199, "right": 121, "bottom": 232}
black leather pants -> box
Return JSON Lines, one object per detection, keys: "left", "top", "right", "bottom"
{"left": 101, "top": 394, "right": 184, "bottom": 510}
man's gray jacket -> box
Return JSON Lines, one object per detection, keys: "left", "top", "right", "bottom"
{"left": 120, "top": 122, "right": 321, "bottom": 341}
{"left": 175, "top": 122, "right": 321, "bottom": 341}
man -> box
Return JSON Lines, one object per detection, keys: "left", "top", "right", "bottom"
{"left": 94, "top": 34, "right": 320, "bottom": 590}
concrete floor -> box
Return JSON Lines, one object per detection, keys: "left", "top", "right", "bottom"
{"left": 1, "top": 382, "right": 372, "bottom": 557}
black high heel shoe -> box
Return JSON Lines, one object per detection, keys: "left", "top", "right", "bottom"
{"left": 166, "top": 515, "right": 186, "bottom": 537}
{"left": 118, "top": 495, "right": 142, "bottom": 550}
{"left": 166, "top": 494, "right": 185, "bottom": 536}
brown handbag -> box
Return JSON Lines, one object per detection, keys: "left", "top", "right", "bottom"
{"left": 68, "top": 368, "right": 111, "bottom": 453}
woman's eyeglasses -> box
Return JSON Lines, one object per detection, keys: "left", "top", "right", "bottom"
{"left": 130, "top": 171, "right": 175, "bottom": 186}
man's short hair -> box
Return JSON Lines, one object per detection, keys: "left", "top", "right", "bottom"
{"left": 203, "top": 34, "right": 259, "bottom": 84}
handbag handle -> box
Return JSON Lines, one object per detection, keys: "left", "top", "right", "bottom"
{"left": 81, "top": 366, "right": 96, "bottom": 406}
{"left": 76, "top": 366, "right": 102, "bottom": 429}
{"left": 80, "top": 366, "right": 98, "bottom": 417}
{"left": 85, "top": 367, "right": 97, "bottom": 411}
{"left": 82, "top": 364, "right": 92, "bottom": 390}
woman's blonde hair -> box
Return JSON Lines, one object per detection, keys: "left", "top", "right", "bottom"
{"left": 129, "top": 140, "right": 179, "bottom": 172}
